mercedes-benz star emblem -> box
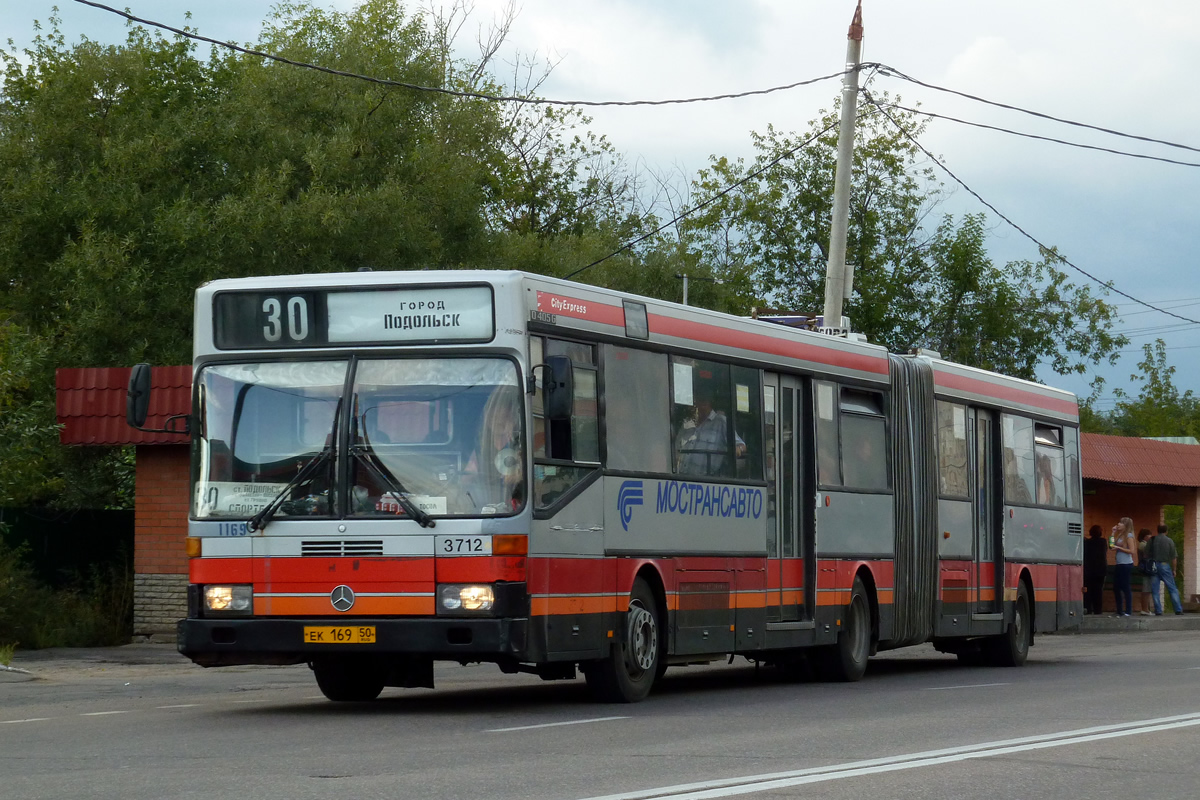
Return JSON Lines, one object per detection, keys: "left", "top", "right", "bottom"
{"left": 330, "top": 585, "right": 356, "bottom": 612}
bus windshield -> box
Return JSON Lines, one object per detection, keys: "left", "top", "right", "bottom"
{"left": 193, "top": 358, "right": 525, "bottom": 519}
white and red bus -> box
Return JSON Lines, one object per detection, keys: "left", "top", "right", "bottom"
{"left": 128, "top": 270, "right": 1083, "bottom": 702}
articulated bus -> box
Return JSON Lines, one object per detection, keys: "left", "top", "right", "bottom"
{"left": 129, "top": 270, "right": 1083, "bottom": 702}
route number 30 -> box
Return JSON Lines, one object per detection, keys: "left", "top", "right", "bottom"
{"left": 262, "top": 296, "right": 310, "bottom": 342}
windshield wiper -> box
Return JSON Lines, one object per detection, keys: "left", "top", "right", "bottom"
{"left": 247, "top": 400, "right": 341, "bottom": 532}
{"left": 351, "top": 445, "right": 436, "bottom": 528}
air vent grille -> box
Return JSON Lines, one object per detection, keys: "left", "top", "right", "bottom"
{"left": 301, "top": 540, "right": 384, "bottom": 557}
{"left": 1068, "top": 522, "right": 1083, "bottom": 536}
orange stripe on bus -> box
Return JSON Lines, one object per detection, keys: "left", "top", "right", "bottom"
{"left": 254, "top": 596, "right": 434, "bottom": 616}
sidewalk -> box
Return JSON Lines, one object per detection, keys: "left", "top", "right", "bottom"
{"left": 1076, "top": 610, "right": 1200, "bottom": 634}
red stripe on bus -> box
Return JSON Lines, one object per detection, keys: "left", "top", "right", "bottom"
{"left": 650, "top": 314, "right": 890, "bottom": 375}
{"left": 934, "top": 370, "right": 1078, "bottom": 416}
{"left": 535, "top": 291, "right": 625, "bottom": 325}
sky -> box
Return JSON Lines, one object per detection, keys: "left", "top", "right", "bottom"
{"left": 3, "top": 1, "right": 1199, "bottom": 407}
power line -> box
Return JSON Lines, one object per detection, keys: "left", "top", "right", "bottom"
{"left": 862, "top": 88, "right": 1200, "bottom": 328}
{"left": 876, "top": 101, "right": 1200, "bottom": 169}
{"left": 72, "top": 0, "right": 849, "bottom": 107}
{"left": 875, "top": 64, "right": 1200, "bottom": 155}
{"left": 564, "top": 117, "right": 845, "bottom": 280}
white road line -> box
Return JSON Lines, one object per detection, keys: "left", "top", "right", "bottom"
{"left": 1, "top": 718, "right": 51, "bottom": 724}
{"left": 229, "top": 698, "right": 271, "bottom": 704}
{"left": 80, "top": 711, "right": 132, "bottom": 717}
{"left": 923, "top": 682, "right": 1010, "bottom": 691}
{"left": 578, "top": 713, "right": 1200, "bottom": 800}
{"left": 157, "top": 704, "right": 201, "bottom": 709}
{"left": 486, "top": 716, "right": 630, "bottom": 733}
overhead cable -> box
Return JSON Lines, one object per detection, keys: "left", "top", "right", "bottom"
{"left": 875, "top": 64, "right": 1200, "bottom": 155}
{"left": 564, "top": 117, "right": 846, "bottom": 280}
{"left": 73, "top": 0, "right": 848, "bottom": 107}
{"left": 876, "top": 102, "right": 1200, "bottom": 168}
{"left": 862, "top": 88, "right": 1200, "bottom": 327}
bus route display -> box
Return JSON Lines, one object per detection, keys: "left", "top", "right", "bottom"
{"left": 213, "top": 285, "right": 495, "bottom": 349}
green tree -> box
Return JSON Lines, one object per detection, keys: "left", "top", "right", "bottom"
{"left": 678, "top": 98, "right": 1126, "bottom": 383}
{"left": 0, "top": 1, "right": 640, "bottom": 508}
{"left": 1092, "top": 340, "right": 1200, "bottom": 437}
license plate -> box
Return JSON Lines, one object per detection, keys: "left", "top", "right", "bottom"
{"left": 303, "top": 626, "right": 376, "bottom": 644}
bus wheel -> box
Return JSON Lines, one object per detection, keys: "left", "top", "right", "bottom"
{"left": 815, "top": 577, "right": 870, "bottom": 682}
{"left": 312, "top": 657, "right": 386, "bottom": 702}
{"left": 584, "top": 578, "right": 661, "bottom": 703}
{"left": 988, "top": 582, "right": 1031, "bottom": 667}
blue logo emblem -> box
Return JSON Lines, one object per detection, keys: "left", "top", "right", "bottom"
{"left": 618, "top": 480, "right": 644, "bottom": 531}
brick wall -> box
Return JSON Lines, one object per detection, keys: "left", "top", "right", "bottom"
{"left": 134, "top": 445, "right": 190, "bottom": 574}
{"left": 133, "top": 573, "right": 188, "bottom": 640}
{"left": 134, "top": 444, "right": 190, "bottom": 637}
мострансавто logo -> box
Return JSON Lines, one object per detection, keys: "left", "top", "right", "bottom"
{"left": 618, "top": 480, "right": 644, "bottom": 531}
{"left": 618, "top": 479, "right": 763, "bottom": 531}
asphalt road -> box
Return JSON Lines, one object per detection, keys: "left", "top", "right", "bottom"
{"left": 2, "top": 632, "right": 1198, "bottom": 800}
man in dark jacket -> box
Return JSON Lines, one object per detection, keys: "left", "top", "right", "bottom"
{"left": 1083, "top": 525, "right": 1109, "bottom": 614}
{"left": 1149, "top": 524, "right": 1184, "bottom": 615}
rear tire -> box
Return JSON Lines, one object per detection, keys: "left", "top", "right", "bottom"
{"left": 584, "top": 578, "right": 662, "bottom": 703}
{"left": 987, "top": 581, "right": 1031, "bottom": 667}
{"left": 814, "top": 577, "right": 871, "bottom": 682}
{"left": 312, "top": 657, "right": 386, "bottom": 701}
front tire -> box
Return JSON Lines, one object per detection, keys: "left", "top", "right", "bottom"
{"left": 814, "top": 577, "right": 871, "bottom": 682}
{"left": 312, "top": 657, "right": 386, "bottom": 701}
{"left": 584, "top": 578, "right": 662, "bottom": 703}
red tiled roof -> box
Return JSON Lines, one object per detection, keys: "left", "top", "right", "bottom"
{"left": 56, "top": 366, "right": 191, "bottom": 445}
{"left": 1081, "top": 432, "right": 1200, "bottom": 488}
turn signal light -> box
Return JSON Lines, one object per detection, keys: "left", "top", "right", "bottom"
{"left": 186, "top": 537, "right": 202, "bottom": 558}
{"left": 493, "top": 534, "right": 528, "bottom": 555}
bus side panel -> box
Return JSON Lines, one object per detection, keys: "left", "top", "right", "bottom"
{"left": 1056, "top": 563, "right": 1083, "bottom": 631}
{"left": 1006, "top": 562, "right": 1060, "bottom": 633}
{"left": 815, "top": 492, "right": 894, "bottom": 557}
{"left": 526, "top": 556, "right": 610, "bottom": 662}
{"left": 815, "top": 559, "right": 893, "bottom": 647}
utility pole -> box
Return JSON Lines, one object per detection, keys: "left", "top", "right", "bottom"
{"left": 820, "top": 1, "right": 863, "bottom": 336}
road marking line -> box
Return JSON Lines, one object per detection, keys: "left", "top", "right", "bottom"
{"left": 157, "top": 704, "right": 201, "bottom": 709}
{"left": 487, "top": 716, "right": 630, "bottom": 733}
{"left": 578, "top": 713, "right": 1200, "bottom": 800}
{"left": 923, "top": 682, "right": 1010, "bottom": 691}
{"left": 1, "top": 718, "right": 51, "bottom": 724}
{"left": 229, "top": 698, "right": 271, "bottom": 704}
{"left": 80, "top": 711, "right": 132, "bottom": 717}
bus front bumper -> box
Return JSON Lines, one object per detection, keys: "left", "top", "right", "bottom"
{"left": 177, "top": 617, "right": 529, "bottom": 667}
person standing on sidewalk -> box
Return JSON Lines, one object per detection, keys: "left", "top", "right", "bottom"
{"left": 1149, "top": 524, "right": 1185, "bottom": 616}
{"left": 1083, "top": 525, "right": 1109, "bottom": 614}
{"left": 1111, "top": 517, "right": 1137, "bottom": 617}
{"left": 1137, "top": 529, "right": 1155, "bottom": 615}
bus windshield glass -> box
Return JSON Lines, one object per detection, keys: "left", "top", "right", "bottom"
{"left": 350, "top": 358, "right": 524, "bottom": 517}
{"left": 194, "top": 361, "right": 347, "bottom": 518}
{"left": 192, "top": 357, "right": 524, "bottom": 520}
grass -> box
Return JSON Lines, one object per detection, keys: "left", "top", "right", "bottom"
{"left": 0, "top": 539, "right": 132, "bottom": 652}
{"left": 0, "top": 642, "right": 14, "bottom": 666}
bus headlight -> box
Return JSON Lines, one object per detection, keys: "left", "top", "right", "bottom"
{"left": 204, "top": 585, "right": 253, "bottom": 616}
{"left": 438, "top": 584, "right": 494, "bottom": 614}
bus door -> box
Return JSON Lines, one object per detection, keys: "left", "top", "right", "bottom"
{"left": 765, "top": 374, "right": 808, "bottom": 623}
{"left": 972, "top": 409, "right": 1001, "bottom": 615}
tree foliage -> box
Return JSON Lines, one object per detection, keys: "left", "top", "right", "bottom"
{"left": 678, "top": 98, "right": 1127, "bottom": 382}
{"left": 1083, "top": 340, "right": 1200, "bottom": 437}
{"left": 0, "top": 1, "right": 639, "bottom": 506}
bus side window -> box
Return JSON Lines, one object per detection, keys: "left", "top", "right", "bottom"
{"left": 840, "top": 388, "right": 888, "bottom": 490}
{"left": 532, "top": 337, "right": 600, "bottom": 511}
{"left": 602, "top": 345, "right": 670, "bottom": 473}
{"left": 814, "top": 381, "right": 840, "bottom": 486}
{"left": 1033, "top": 423, "right": 1066, "bottom": 508}
{"left": 1063, "top": 426, "right": 1082, "bottom": 510}
{"left": 1002, "top": 415, "right": 1036, "bottom": 504}
{"left": 936, "top": 401, "right": 969, "bottom": 498}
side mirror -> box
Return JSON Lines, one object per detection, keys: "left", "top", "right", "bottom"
{"left": 543, "top": 355, "right": 574, "bottom": 421}
{"left": 127, "top": 363, "right": 153, "bottom": 428}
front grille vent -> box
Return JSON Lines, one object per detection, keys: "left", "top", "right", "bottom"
{"left": 301, "top": 540, "right": 384, "bottom": 557}
{"left": 1068, "top": 522, "right": 1083, "bottom": 536}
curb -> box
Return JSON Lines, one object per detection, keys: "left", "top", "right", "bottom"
{"left": 0, "top": 663, "right": 35, "bottom": 683}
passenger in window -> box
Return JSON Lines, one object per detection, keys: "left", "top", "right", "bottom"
{"left": 677, "top": 390, "right": 744, "bottom": 476}
{"left": 1035, "top": 454, "right": 1056, "bottom": 505}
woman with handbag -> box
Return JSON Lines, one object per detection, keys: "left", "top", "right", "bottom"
{"left": 1110, "top": 518, "right": 1137, "bottom": 617}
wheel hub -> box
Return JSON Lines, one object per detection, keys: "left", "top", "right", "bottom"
{"left": 626, "top": 601, "right": 657, "bottom": 673}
